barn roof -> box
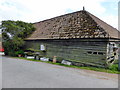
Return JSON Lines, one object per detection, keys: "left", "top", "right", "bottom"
{"left": 88, "top": 12, "right": 120, "bottom": 39}
{"left": 26, "top": 10, "right": 120, "bottom": 40}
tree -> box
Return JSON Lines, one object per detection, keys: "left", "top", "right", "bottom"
{"left": 0, "top": 20, "right": 35, "bottom": 56}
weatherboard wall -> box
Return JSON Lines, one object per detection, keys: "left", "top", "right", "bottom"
{"left": 25, "top": 39, "right": 108, "bottom": 67}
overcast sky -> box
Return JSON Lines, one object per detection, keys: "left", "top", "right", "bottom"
{"left": 0, "top": 0, "right": 119, "bottom": 29}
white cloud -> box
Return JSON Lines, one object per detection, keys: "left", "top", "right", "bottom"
{"left": 0, "top": 0, "right": 118, "bottom": 29}
{"left": 100, "top": 15, "right": 118, "bottom": 29}
{"left": 17, "top": 0, "right": 107, "bottom": 20}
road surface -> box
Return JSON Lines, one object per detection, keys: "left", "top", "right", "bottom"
{"left": 2, "top": 56, "right": 118, "bottom": 88}
{"left": 0, "top": 56, "right": 2, "bottom": 89}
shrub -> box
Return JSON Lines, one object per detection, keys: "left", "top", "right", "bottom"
{"left": 15, "top": 50, "right": 24, "bottom": 56}
{"left": 1, "top": 20, "right": 35, "bottom": 56}
{"left": 108, "top": 64, "right": 118, "bottom": 71}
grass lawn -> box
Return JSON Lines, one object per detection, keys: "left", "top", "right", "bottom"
{"left": 14, "top": 57, "right": 120, "bottom": 74}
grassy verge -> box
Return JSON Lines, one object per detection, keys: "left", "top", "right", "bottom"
{"left": 14, "top": 57, "right": 120, "bottom": 74}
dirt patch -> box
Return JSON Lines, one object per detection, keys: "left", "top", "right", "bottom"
{"left": 80, "top": 69, "right": 118, "bottom": 81}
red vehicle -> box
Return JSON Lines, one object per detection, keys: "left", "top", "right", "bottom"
{"left": 0, "top": 42, "right": 4, "bottom": 52}
{"left": 0, "top": 48, "right": 4, "bottom": 52}
{"left": 0, "top": 42, "right": 5, "bottom": 55}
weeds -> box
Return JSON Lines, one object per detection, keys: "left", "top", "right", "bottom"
{"left": 14, "top": 57, "right": 120, "bottom": 74}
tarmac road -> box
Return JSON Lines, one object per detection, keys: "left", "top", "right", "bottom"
{"left": 2, "top": 56, "right": 118, "bottom": 88}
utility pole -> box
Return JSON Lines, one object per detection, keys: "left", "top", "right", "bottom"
{"left": 118, "top": 1, "right": 120, "bottom": 71}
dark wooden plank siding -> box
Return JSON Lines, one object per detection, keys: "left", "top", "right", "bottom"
{"left": 25, "top": 39, "right": 108, "bottom": 67}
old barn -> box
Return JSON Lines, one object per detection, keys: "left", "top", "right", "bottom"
{"left": 25, "top": 9, "right": 120, "bottom": 67}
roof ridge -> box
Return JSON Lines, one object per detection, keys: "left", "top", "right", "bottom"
{"left": 86, "top": 11, "right": 120, "bottom": 38}
{"left": 86, "top": 11, "right": 110, "bottom": 38}
{"left": 87, "top": 11, "right": 114, "bottom": 28}
{"left": 33, "top": 10, "right": 85, "bottom": 24}
{"left": 28, "top": 10, "right": 120, "bottom": 40}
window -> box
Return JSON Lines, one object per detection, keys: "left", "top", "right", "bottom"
{"left": 93, "top": 52, "right": 97, "bottom": 54}
{"left": 87, "top": 51, "right": 92, "bottom": 54}
{"left": 87, "top": 51, "right": 104, "bottom": 55}
{"left": 98, "top": 52, "right": 104, "bottom": 55}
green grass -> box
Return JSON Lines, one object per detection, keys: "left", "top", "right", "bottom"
{"left": 14, "top": 57, "right": 120, "bottom": 74}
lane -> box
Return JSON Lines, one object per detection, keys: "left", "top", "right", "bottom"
{"left": 2, "top": 56, "right": 118, "bottom": 88}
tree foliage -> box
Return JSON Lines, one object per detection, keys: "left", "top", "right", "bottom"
{"left": 0, "top": 20, "right": 35, "bottom": 56}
